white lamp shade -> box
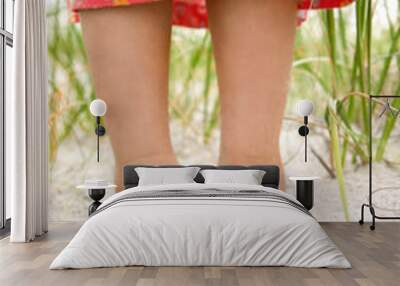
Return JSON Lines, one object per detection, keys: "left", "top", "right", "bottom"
{"left": 90, "top": 99, "right": 107, "bottom": 117}
{"left": 297, "top": 100, "right": 314, "bottom": 117}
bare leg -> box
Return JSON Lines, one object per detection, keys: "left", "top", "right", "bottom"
{"left": 80, "top": 2, "right": 176, "bottom": 188}
{"left": 207, "top": 0, "right": 297, "bottom": 189}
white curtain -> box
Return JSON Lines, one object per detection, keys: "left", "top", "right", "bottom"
{"left": 8, "top": 0, "right": 48, "bottom": 242}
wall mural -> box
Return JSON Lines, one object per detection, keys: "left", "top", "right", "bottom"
{"left": 47, "top": 1, "right": 400, "bottom": 222}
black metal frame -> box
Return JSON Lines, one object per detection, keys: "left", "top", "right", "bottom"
{"left": 0, "top": 0, "right": 14, "bottom": 234}
{"left": 359, "top": 95, "right": 400, "bottom": 230}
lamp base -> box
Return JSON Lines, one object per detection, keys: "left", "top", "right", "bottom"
{"left": 95, "top": 125, "right": 106, "bottom": 136}
{"left": 298, "top": 125, "right": 309, "bottom": 136}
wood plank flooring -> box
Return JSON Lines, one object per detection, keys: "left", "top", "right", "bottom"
{"left": 0, "top": 222, "right": 399, "bottom": 286}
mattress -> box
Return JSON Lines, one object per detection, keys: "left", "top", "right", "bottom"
{"left": 50, "top": 183, "right": 350, "bottom": 269}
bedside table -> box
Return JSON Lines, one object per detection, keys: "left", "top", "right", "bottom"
{"left": 77, "top": 182, "right": 116, "bottom": 215}
{"left": 289, "top": 176, "right": 320, "bottom": 210}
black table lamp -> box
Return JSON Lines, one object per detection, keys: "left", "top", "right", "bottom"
{"left": 297, "top": 100, "right": 314, "bottom": 162}
{"left": 89, "top": 99, "right": 107, "bottom": 162}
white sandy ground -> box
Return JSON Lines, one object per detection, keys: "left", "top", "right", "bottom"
{"left": 49, "top": 121, "right": 400, "bottom": 222}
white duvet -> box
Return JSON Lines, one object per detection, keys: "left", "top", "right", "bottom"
{"left": 50, "top": 183, "right": 350, "bottom": 269}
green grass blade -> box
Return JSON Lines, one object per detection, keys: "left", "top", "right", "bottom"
{"left": 327, "top": 107, "right": 350, "bottom": 221}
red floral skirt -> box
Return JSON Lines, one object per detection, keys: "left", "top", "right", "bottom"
{"left": 71, "top": 0, "right": 354, "bottom": 27}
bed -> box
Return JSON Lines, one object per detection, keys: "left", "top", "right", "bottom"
{"left": 50, "top": 165, "right": 350, "bottom": 269}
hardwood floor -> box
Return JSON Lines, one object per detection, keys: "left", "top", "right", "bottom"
{"left": 0, "top": 222, "right": 399, "bottom": 286}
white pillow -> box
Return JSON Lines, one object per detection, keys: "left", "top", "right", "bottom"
{"left": 200, "top": 169, "right": 266, "bottom": 185}
{"left": 135, "top": 167, "right": 201, "bottom": 186}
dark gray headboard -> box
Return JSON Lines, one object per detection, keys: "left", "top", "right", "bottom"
{"left": 123, "top": 165, "right": 280, "bottom": 189}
